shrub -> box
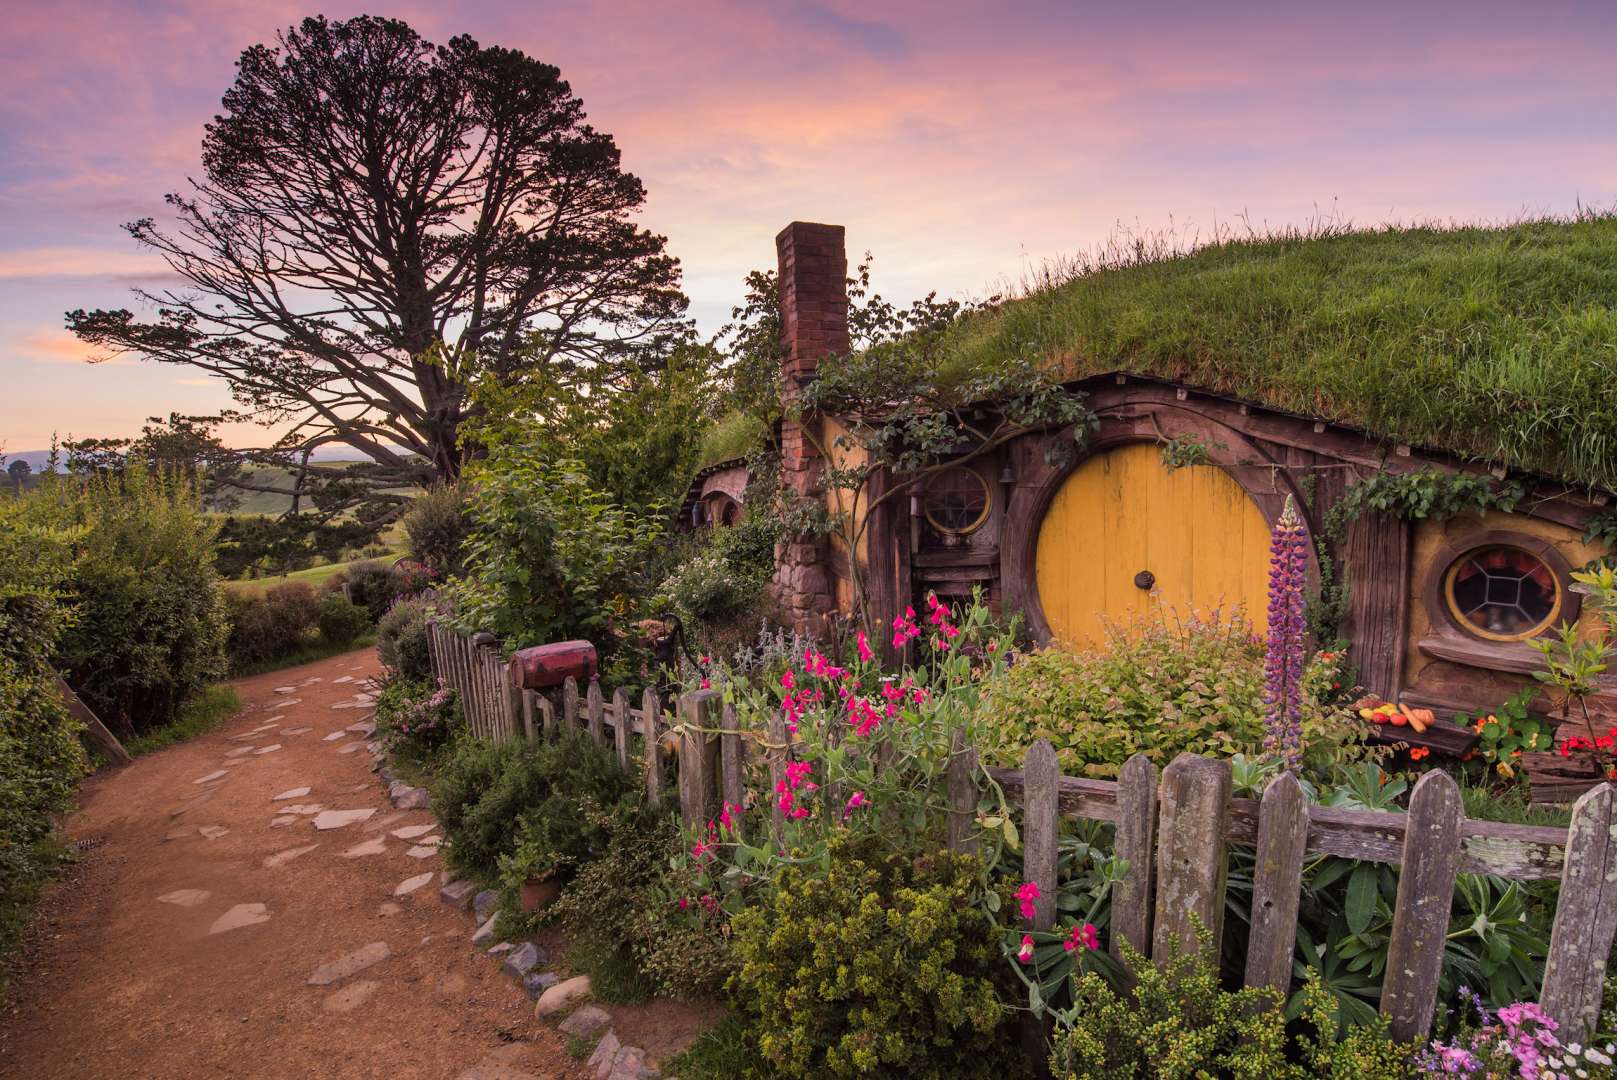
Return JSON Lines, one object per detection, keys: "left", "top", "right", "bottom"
{"left": 378, "top": 598, "right": 433, "bottom": 683}
{"left": 978, "top": 611, "right": 1364, "bottom": 782}
{"left": 343, "top": 559, "right": 398, "bottom": 621}
{"left": 317, "top": 593, "right": 370, "bottom": 646}
{"left": 431, "top": 734, "right": 526, "bottom": 877}
{"left": 226, "top": 583, "right": 321, "bottom": 666}
{"left": 1047, "top": 935, "right": 1417, "bottom": 1079}
{"left": 729, "top": 836, "right": 1023, "bottom": 1080}
{"left": 374, "top": 677, "right": 459, "bottom": 763}
{"left": 402, "top": 485, "right": 468, "bottom": 576}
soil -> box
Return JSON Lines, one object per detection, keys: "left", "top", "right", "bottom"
{"left": 0, "top": 649, "right": 710, "bottom": 1079}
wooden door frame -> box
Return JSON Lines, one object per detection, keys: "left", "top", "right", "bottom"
{"left": 1001, "top": 402, "right": 1315, "bottom": 644}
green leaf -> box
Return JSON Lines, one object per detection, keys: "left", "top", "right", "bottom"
{"left": 1345, "top": 865, "right": 1378, "bottom": 935}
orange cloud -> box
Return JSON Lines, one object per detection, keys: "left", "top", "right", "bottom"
{"left": 15, "top": 330, "right": 123, "bottom": 365}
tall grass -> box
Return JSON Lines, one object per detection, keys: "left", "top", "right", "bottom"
{"left": 944, "top": 209, "right": 1617, "bottom": 490}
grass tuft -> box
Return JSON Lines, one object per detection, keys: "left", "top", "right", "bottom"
{"left": 123, "top": 685, "right": 243, "bottom": 757}
{"left": 662, "top": 1015, "right": 776, "bottom": 1080}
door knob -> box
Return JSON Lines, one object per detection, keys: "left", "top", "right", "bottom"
{"left": 1134, "top": 570, "right": 1156, "bottom": 591}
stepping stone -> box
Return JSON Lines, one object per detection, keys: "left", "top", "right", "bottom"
{"left": 502, "top": 942, "right": 543, "bottom": 980}
{"left": 337, "top": 782, "right": 372, "bottom": 795}
{"left": 226, "top": 746, "right": 256, "bottom": 758}
{"left": 322, "top": 978, "right": 380, "bottom": 1014}
{"left": 341, "top": 838, "right": 388, "bottom": 858}
{"left": 157, "top": 889, "right": 211, "bottom": 907}
{"left": 252, "top": 744, "right": 283, "bottom": 755}
{"left": 273, "top": 787, "right": 312, "bottom": 801}
{"left": 279, "top": 698, "right": 302, "bottom": 706}
{"left": 312, "top": 808, "right": 375, "bottom": 831}
{"left": 488, "top": 942, "right": 515, "bottom": 957}
{"left": 377, "top": 902, "right": 402, "bottom": 917}
{"left": 362, "top": 811, "right": 408, "bottom": 833}
{"left": 209, "top": 903, "right": 271, "bottom": 935}
{"left": 283, "top": 727, "right": 312, "bottom": 735}
{"left": 307, "top": 941, "right": 390, "bottom": 985}
{"left": 265, "top": 715, "right": 285, "bottom": 723}
{"left": 198, "top": 826, "right": 229, "bottom": 840}
{"left": 558, "top": 1004, "right": 611, "bottom": 1038}
{"left": 337, "top": 742, "right": 366, "bottom": 754}
{"left": 391, "top": 824, "right": 435, "bottom": 840}
{"left": 273, "top": 686, "right": 296, "bottom": 694}
{"left": 263, "top": 843, "right": 320, "bottom": 868}
{"left": 302, "top": 676, "right": 324, "bottom": 684}
{"left": 440, "top": 879, "right": 477, "bottom": 911}
{"left": 346, "top": 722, "right": 375, "bottom": 734}
{"left": 334, "top": 676, "right": 354, "bottom": 683}
{"left": 280, "top": 803, "right": 324, "bottom": 815}
{"left": 178, "top": 787, "right": 216, "bottom": 802}
{"left": 522, "top": 970, "right": 558, "bottom": 1000}
{"left": 323, "top": 731, "right": 347, "bottom": 742}
{"left": 471, "top": 913, "right": 499, "bottom": 947}
{"left": 271, "top": 815, "right": 298, "bottom": 828}
{"left": 391, "top": 785, "right": 431, "bottom": 810}
{"left": 534, "top": 975, "right": 592, "bottom": 1017}
{"left": 163, "top": 827, "right": 197, "bottom": 842}
{"left": 473, "top": 889, "right": 500, "bottom": 921}
{"left": 608, "top": 1045, "right": 649, "bottom": 1080}
{"left": 192, "top": 770, "right": 227, "bottom": 785}
{"left": 406, "top": 845, "right": 439, "bottom": 859}
{"left": 587, "top": 1032, "right": 621, "bottom": 1073}
{"left": 395, "top": 872, "right": 435, "bottom": 896}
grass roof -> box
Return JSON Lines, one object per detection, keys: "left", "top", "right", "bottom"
{"left": 941, "top": 213, "right": 1617, "bottom": 491}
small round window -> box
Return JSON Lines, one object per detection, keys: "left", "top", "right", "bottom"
{"left": 1443, "top": 545, "right": 1562, "bottom": 641}
{"left": 923, "top": 467, "right": 991, "bottom": 536}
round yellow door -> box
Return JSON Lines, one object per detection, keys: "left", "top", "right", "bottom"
{"left": 1034, "top": 442, "right": 1273, "bottom": 647}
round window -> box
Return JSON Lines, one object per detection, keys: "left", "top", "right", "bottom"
{"left": 1443, "top": 545, "right": 1562, "bottom": 641}
{"left": 923, "top": 467, "right": 991, "bottom": 536}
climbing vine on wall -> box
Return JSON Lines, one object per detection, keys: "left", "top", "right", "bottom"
{"left": 1324, "top": 467, "right": 1529, "bottom": 543}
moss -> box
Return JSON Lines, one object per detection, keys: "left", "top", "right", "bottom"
{"left": 941, "top": 212, "right": 1617, "bottom": 490}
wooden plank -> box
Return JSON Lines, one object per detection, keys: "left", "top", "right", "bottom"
{"left": 1341, "top": 508, "right": 1412, "bottom": 700}
{"left": 642, "top": 688, "right": 664, "bottom": 805}
{"left": 1109, "top": 754, "right": 1156, "bottom": 967}
{"left": 720, "top": 702, "right": 745, "bottom": 820}
{"left": 55, "top": 674, "right": 132, "bottom": 765}
{"left": 1382, "top": 769, "right": 1464, "bottom": 1042}
{"left": 1152, "top": 753, "right": 1231, "bottom": 962}
{"left": 946, "top": 727, "right": 978, "bottom": 855}
{"left": 612, "top": 688, "right": 632, "bottom": 773}
{"left": 587, "top": 681, "right": 605, "bottom": 746}
{"left": 678, "top": 690, "right": 721, "bottom": 830}
{"left": 1022, "top": 740, "right": 1059, "bottom": 931}
{"left": 521, "top": 690, "right": 537, "bottom": 742}
{"left": 1243, "top": 772, "right": 1308, "bottom": 1001}
{"left": 562, "top": 677, "right": 579, "bottom": 733}
{"left": 1540, "top": 784, "right": 1617, "bottom": 1042}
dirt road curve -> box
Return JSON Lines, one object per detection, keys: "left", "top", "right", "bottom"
{"left": 0, "top": 649, "right": 590, "bottom": 1080}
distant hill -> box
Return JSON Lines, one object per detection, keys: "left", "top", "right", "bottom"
{"left": 2, "top": 444, "right": 404, "bottom": 474}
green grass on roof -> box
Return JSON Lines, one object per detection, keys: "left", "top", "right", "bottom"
{"left": 695, "top": 410, "right": 768, "bottom": 472}
{"left": 942, "top": 213, "right": 1617, "bottom": 491}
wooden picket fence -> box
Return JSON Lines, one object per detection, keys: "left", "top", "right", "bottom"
{"left": 424, "top": 622, "right": 1617, "bottom": 1045}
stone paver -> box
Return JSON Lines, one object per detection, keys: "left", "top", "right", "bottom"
{"left": 163, "top": 827, "right": 196, "bottom": 842}
{"left": 322, "top": 731, "right": 347, "bottom": 742}
{"left": 279, "top": 803, "right": 324, "bottom": 815}
{"left": 341, "top": 837, "right": 387, "bottom": 858}
{"left": 209, "top": 903, "right": 271, "bottom": 935}
{"left": 471, "top": 913, "right": 499, "bottom": 947}
{"left": 273, "top": 686, "right": 296, "bottom": 694}
{"left": 587, "top": 1032, "right": 621, "bottom": 1073}
{"left": 306, "top": 941, "right": 390, "bottom": 986}
{"left": 271, "top": 815, "right": 297, "bottom": 828}
{"left": 391, "top": 824, "right": 435, "bottom": 840}
{"left": 225, "top": 746, "right": 256, "bottom": 759}
{"left": 192, "top": 770, "right": 227, "bottom": 785}
{"left": 252, "top": 743, "right": 283, "bottom": 755}
{"left": 156, "top": 889, "right": 210, "bottom": 907}
{"left": 558, "top": 1005, "right": 611, "bottom": 1038}
{"left": 263, "top": 843, "right": 320, "bottom": 868}
{"left": 337, "top": 742, "right": 366, "bottom": 754}
{"left": 534, "top": 975, "right": 591, "bottom": 1017}
{"left": 406, "top": 844, "right": 438, "bottom": 859}
{"left": 283, "top": 726, "right": 312, "bottom": 735}
{"left": 312, "top": 808, "right": 375, "bottom": 831}
{"left": 198, "top": 826, "right": 229, "bottom": 840}
{"left": 272, "top": 787, "right": 312, "bottom": 801}
{"left": 395, "top": 872, "right": 435, "bottom": 896}
{"left": 440, "top": 879, "right": 476, "bottom": 910}
{"left": 473, "top": 890, "right": 500, "bottom": 922}
{"left": 501, "top": 942, "right": 543, "bottom": 980}
{"left": 322, "top": 978, "right": 382, "bottom": 1014}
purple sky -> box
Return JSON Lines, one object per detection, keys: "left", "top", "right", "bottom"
{"left": 3, "top": 0, "right": 1616, "bottom": 450}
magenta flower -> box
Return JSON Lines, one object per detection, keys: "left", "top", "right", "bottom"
{"left": 1063, "top": 923, "right": 1098, "bottom": 953}
{"left": 843, "top": 791, "right": 867, "bottom": 819}
{"left": 1016, "top": 934, "right": 1035, "bottom": 964}
{"left": 856, "top": 631, "right": 873, "bottom": 663}
{"left": 1016, "top": 881, "right": 1041, "bottom": 921}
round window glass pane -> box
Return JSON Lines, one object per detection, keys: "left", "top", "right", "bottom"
{"left": 923, "top": 467, "right": 990, "bottom": 535}
{"left": 1444, "top": 545, "right": 1560, "bottom": 641}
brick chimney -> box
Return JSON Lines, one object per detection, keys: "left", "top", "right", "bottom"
{"left": 771, "top": 222, "right": 849, "bottom": 635}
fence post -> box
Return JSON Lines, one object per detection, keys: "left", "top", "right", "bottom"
{"left": 562, "top": 677, "right": 579, "bottom": 732}
{"left": 1110, "top": 753, "right": 1157, "bottom": 972}
{"left": 520, "top": 689, "right": 537, "bottom": 742}
{"left": 587, "top": 680, "right": 605, "bottom": 747}
{"left": 678, "top": 690, "right": 721, "bottom": 830}
{"left": 1151, "top": 753, "right": 1231, "bottom": 963}
{"left": 642, "top": 687, "right": 664, "bottom": 806}
{"left": 720, "top": 702, "right": 745, "bottom": 824}
{"left": 1243, "top": 771, "right": 1308, "bottom": 1002}
{"left": 426, "top": 621, "right": 441, "bottom": 682}
{"left": 455, "top": 635, "right": 472, "bottom": 728}
{"left": 1381, "top": 769, "right": 1463, "bottom": 1043}
{"left": 946, "top": 727, "right": 978, "bottom": 855}
{"left": 612, "top": 688, "right": 632, "bottom": 773}
{"left": 1022, "top": 740, "right": 1059, "bottom": 931}
{"left": 1540, "top": 783, "right": 1617, "bottom": 1042}
{"left": 538, "top": 694, "right": 555, "bottom": 738}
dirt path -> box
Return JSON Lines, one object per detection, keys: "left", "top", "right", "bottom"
{"left": 0, "top": 649, "right": 595, "bottom": 1080}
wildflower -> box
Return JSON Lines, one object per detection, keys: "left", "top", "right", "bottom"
{"left": 1263, "top": 496, "right": 1309, "bottom": 770}
{"left": 1410, "top": 747, "right": 1429, "bottom": 761}
{"left": 1016, "top": 935, "right": 1035, "bottom": 965}
{"left": 781, "top": 669, "right": 796, "bottom": 690}
{"left": 1016, "top": 881, "right": 1041, "bottom": 921}
{"left": 699, "top": 678, "right": 711, "bottom": 690}
{"left": 843, "top": 791, "right": 867, "bottom": 819}
{"left": 1063, "top": 923, "right": 1098, "bottom": 953}
{"left": 856, "top": 631, "right": 873, "bottom": 663}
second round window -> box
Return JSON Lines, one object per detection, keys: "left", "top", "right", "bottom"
{"left": 1443, "top": 544, "right": 1562, "bottom": 641}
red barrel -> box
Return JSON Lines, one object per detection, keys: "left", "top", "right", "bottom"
{"left": 508, "top": 640, "right": 598, "bottom": 690}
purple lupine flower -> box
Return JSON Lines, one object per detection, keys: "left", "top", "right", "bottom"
{"left": 1264, "top": 495, "right": 1309, "bottom": 770}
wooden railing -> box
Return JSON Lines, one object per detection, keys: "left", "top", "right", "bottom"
{"left": 424, "top": 622, "right": 1617, "bottom": 1045}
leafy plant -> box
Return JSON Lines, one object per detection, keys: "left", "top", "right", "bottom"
{"left": 376, "top": 597, "right": 434, "bottom": 683}
{"left": 401, "top": 485, "right": 468, "bottom": 577}
{"left": 1458, "top": 691, "right": 1549, "bottom": 783}
{"left": 317, "top": 593, "right": 370, "bottom": 646}
{"left": 374, "top": 678, "right": 460, "bottom": 764}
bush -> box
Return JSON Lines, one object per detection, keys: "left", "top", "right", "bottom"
{"left": 402, "top": 485, "right": 468, "bottom": 576}
{"left": 226, "top": 583, "right": 321, "bottom": 667}
{"left": 342, "top": 559, "right": 399, "bottom": 622}
{"left": 1048, "top": 935, "right": 1417, "bottom": 1079}
{"left": 317, "top": 593, "right": 370, "bottom": 646}
{"left": 45, "top": 466, "right": 229, "bottom": 733}
{"left": 729, "top": 836, "right": 1023, "bottom": 1080}
{"left": 374, "top": 677, "right": 459, "bottom": 763}
{"left": 978, "top": 611, "right": 1363, "bottom": 782}
{"left": 378, "top": 598, "right": 434, "bottom": 683}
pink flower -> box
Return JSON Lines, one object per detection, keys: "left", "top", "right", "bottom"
{"left": 856, "top": 631, "right": 873, "bottom": 663}
{"left": 700, "top": 678, "right": 710, "bottom": 690}
{"left": 692, "top": 839, "right": 714, "bottom": 863}
{"left": 1016, "top": 881, "right": 1041, "bottom": 921}
{"left": 719, "top": 802, "right": 738, "bottom": 832}
{"left": 843, "top": 791, "right": 867, "bottom": 819}
{"left": 677, "top": 897, "right": 689, "bottom": 911}
{"left": 1017, "top": 935, "right": 1035, "bottom": 964}
{"left": 1063, "top": 923, "right": 1098, "bottom": 953}
{"left": 781, "top": 669, "right": 796, "bottom": 690}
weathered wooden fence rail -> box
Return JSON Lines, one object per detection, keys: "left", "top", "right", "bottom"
{"left": 425, "top": 622, "right": 1617, "bottom": 1045}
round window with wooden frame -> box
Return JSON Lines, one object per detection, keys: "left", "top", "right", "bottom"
{"left": 1443, "top": 544, "right": 1563, "bottom": 642}
{"left": 922, "top": 466, "right": 991, "bottom": 536}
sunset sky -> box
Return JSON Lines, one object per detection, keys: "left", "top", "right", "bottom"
{"left": 2, "top": 0, "right": 1616, "bottom": 451}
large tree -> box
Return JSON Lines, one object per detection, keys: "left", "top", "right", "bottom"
{"left": 69, "top": 15, "right": 688, "bottom": 521}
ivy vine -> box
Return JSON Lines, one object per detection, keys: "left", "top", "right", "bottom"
{"left": 1323, "top": 468, "right": 1528, "bottom": 543}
